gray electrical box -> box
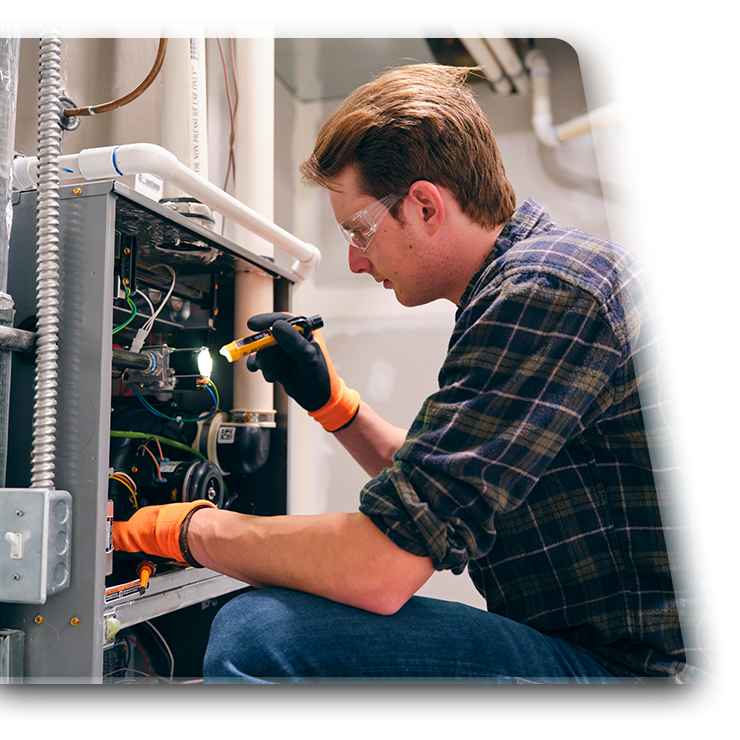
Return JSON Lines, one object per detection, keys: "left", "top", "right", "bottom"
{"left": 0, "top": 488, "right": 72, "bottom": 604}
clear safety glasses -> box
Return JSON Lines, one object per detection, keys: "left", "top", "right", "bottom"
{"left": 338, "top": 193, "right": 402, "bottom": 251}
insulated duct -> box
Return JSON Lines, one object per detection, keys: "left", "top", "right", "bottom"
{"left": 227, "top": 38, "right": 275, "bottom": 422}
{"left": 0, "top": 36, "right": 20, "bottom": 487}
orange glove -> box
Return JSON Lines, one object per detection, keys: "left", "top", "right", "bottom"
{"left": 306, "top": 331, "right": 361, "bottom": 432}
{"left": 246, "top": 313, "right": 360, "bottom": 432}
{"left": 113, "top": 501, "right": 216, "bottom": 567}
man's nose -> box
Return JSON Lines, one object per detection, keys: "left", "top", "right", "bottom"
{"left": 348, "top": 245, "right": 372, "bottom": 274}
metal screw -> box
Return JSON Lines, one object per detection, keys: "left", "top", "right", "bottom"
{"left": 12, "top": 573, "right": 21, "bottom": 581}
{"left": 70, "top": 617, "right": 80, "bottom": 627}
{"left": 34, "top": 615, "right": 43, "bottom": 624}
{"left": 15, "top": 510, "right": 23, "bottom": 517}
{"left": 73, "top": 187, "right": 82, "bottom": 196}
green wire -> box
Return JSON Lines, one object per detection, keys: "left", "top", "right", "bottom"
{"left": 109, "top": 430, "right": 229, "bottom": 502}
{"left": 209, "top": 378, "right": 220, "bottom": 408}
{"left": 112, "top": 287, "right": 137, "bottom": 334}
{"left": 109, "top": 430, "right": 208, "bottom": 461}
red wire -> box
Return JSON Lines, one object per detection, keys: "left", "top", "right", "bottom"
{"left": 217, "top": 38, "right": 238, "bottom": 193}
{"left": 123, "top": 636, "right": 151, "bottom": 683}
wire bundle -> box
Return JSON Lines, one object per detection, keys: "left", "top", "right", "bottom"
{"left": 129, "top": 377, "right": 219, "bottom": 423}
{"left": 112, "top": 287, "right": 137, "bottom": 334}
{"left": 108, "top": 469, "right": 138, "bottom": 509}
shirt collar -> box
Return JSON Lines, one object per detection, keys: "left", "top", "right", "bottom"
{"left": 458, "top": 199, "right": 552, "bottom": 310}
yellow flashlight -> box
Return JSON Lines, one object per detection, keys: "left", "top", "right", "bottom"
{"left": 219, "top": 315, "right": 324, "bottom": 363}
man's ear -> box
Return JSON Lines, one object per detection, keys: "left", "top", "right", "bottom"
{"left": 407, "top": 181, "right": 445, "bottom": 235}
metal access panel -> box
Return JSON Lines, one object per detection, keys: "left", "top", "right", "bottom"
{"left": 0, "top": 181, "right": 293, "bottom": 682}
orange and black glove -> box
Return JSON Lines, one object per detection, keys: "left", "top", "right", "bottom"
{"left": 246, "top": 312, "right": 360, "bottom": 432}
{"left": 112, "top": 501, "right": 216, "bottom": 567}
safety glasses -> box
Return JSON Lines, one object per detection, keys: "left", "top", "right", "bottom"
{"left": 338, "top": 193, "right": 402, "bottom": 251}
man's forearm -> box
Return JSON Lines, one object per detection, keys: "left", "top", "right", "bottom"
{"left": 187, "top": 507, "right": 434, "bottom": 615}
{"left": 333, "top": 400, "right": 408, "bottom": 477}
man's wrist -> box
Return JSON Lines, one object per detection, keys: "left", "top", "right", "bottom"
{"left": 178, "top": 503, "right": 216, "bottom": 568}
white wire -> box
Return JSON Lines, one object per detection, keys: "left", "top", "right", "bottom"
{"left": 129, "top": 264, "right": 177, "bottom": 353}
{"left": 144, "top": 264, "right": 177, "bottom": 331}
{"left": 135, "top": 287, "right": 155, "bottom": 322}
{"left": 145, "top": 620, "right": 175, "bottom": 682}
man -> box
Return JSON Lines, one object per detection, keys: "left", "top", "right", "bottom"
{"left": 114, "top": 64, "right": 701, "bottom": 683}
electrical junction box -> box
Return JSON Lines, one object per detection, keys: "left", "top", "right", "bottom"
{"left": 0, "top": 488, "right": 73, "bottom": 604}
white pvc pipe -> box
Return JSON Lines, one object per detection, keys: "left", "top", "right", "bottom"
{"left": 525, "top": 50, "right": 559, "bottom": 147}
{"left": 160, "top": 35, "right": 209, "bottom": 200}
{"left": 12, "top": 143, "right": 321, "bottom": 280}
{"left": 486, "top": 38, "right": 530, "bottom": 94}
{"left": 457, "top": 35, "right": 512, "bottom": 94}
{"left": 525, "top": 50, "right": 619, "bottom": 147}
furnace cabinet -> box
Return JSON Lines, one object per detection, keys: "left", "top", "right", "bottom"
{"left": 1, "top": 180, "right": 293, "bottom": 682}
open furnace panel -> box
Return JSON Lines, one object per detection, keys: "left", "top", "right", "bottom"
{"left": 1, "top": 180, "right": 292, "bottom": 682}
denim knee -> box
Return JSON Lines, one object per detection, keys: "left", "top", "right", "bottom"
{"left": 203, "top": 588, "right": 311, "bottom": 681}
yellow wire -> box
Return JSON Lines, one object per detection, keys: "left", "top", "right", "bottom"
{"left": 109, "top": 473, "right": 139, "bottom": 509}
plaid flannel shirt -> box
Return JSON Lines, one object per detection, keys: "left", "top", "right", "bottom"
{"left": 360, "top": 199, "right": 700, "bottom": 681}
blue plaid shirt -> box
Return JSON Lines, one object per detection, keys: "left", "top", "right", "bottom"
{"left": 360, "top": 199, "right": 705, "bottom": 681}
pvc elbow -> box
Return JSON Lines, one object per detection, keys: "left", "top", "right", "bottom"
{"left": 290, "top": 245, "right": 322, "bottom": 281}
{"left": 114, "top": 143, "right": 180, "bottom": 181}
{"left": 532, "top": 112, "right": 561, "bottom": 148}
{"left": 76, "top": 143, "right": 180, "bottom": 181}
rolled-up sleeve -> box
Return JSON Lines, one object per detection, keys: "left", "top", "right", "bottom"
{"left": 359, "top": 269, "right": 626, "bottom": 574}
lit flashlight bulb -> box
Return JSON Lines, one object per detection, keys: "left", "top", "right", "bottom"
{"left": 197, "top": 347, "right": 213, "bottom": 378}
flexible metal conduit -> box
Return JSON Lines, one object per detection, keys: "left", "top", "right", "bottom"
{"left": 31, "top": 34, "right": 64, "bottom": 489}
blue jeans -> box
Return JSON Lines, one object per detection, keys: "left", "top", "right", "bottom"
{"left": 203, "top": 588, "right": 638, "bottom": 684}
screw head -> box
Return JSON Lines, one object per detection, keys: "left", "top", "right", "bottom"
{"left": 70, "top": 617, "right": 80, "bottom": 627}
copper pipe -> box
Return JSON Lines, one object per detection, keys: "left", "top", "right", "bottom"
{"left": 63, "top": 38, "right": 167, "bottom": 117}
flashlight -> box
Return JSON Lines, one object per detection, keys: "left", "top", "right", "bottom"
{"left": 219, "top": 315, "right": 324, "bottom": 363}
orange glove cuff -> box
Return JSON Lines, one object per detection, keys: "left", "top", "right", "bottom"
{"left": 308, "top": 376, "right": 361, "bottom": 432}
{"left": 113, "top": 501, "right": 217, "bottom": 565}
{"left": 307, "top": 331, "right": 360, "bottom": 432}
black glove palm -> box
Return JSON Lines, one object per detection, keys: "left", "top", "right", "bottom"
{"left": 246, "top": 313, "right": 331, "bottom": 412}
